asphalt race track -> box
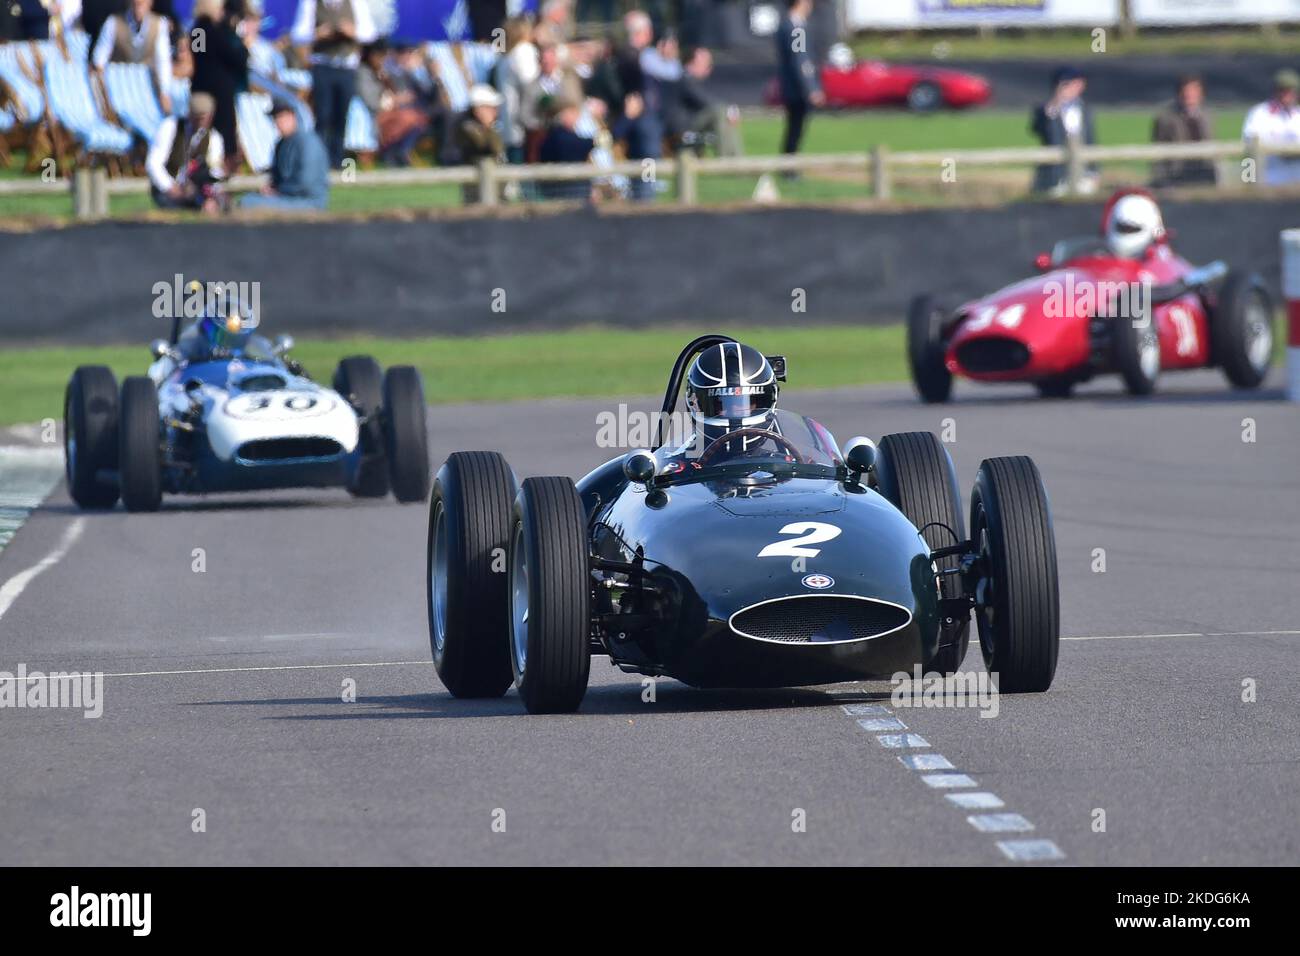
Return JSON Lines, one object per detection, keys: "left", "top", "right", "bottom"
{"left": 0, "top": 370, "right": 1296, "bottom": 866}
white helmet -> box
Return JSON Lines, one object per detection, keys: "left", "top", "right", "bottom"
{"left": 1105, "top": 193, "right": 1165, "bottom": 259}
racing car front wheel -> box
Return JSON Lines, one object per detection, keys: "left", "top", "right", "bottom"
{"left": 509, "top": 477, "right": 591, "bottom": 714}
{"left": 874, "top": 432, "right": 969, "bottom": 674}
{"left": 333, "top": 356, "right": 389, "bottom": 498}
{"left": 118, "top": 376, "right": 162, "bottom": 513}
{"left": 383, "top": 366, "right": 431, "bottom": 503}
{"left": 970, "top": 457, "right": 1059, "bottom": 693}
{"left": 64, "top": 366, "right": 120, "bottom": 510}
{"left": 907, "top": 295, "right": 953, "bottom": 404}
{"left": 1111, "top": 311, "right": 1160, "bottom": 396}
{"left": 1212, "top": 271, "right": 1273, "bottom": 390}
{"left": 428, "top": 451, "right": 517, "bottom": 698}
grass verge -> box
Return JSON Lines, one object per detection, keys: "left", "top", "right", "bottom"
{"left": 0, "top": 325, "right": 909, "bottom": 428}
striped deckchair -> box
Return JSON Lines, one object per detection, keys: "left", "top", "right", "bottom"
{"left": 425, "top": 41, "right": 498, "bottom": 112}
{"left": 169, "top": 77, "right": 190, "bottom": 117}
{"left": 236, "top": 90, "right": 277, "bottom": 172}
{"left": 43, "top": 51, "right": 132, "bottom": 155}
{"left": 63, "top": 30, "right": 91, "bottom": 64}
{"left": 0, "top": 44, "right": 45, "bottom": 123}
{"left": 102, "top": 61, "right": 164, "bottom": 140}
{"left": 344, "top": 97, "right": 377, "bottom": 154}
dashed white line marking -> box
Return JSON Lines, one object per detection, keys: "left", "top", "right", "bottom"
{"left": 968, "top": 813, "right": 1035, "bottom": 833}
{"left": 857, "top": 716, "right": 906, "bottom": 731}
{"left": 997, "top": 839, "right": 1066, "bottom": 862}
{"left": 899, "top": 753, "right": 955, "bottom": 771}
{"left": 0, "top": 517, "right": 85, "bottom": 624}
{"left": 946, "top": 792, "right": 1006, "bottom": 810}
{"left": 841, "top": 703, "right": 891, "bottom": 716}
{"left": 920, "top": 773, "right": 977, "bottom": 789}
{"left": 838, "top": 693, "right": 1066, "bottom": 862}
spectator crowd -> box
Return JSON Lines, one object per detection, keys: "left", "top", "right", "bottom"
{"left": 3, "top": 1, "right": 1300, "bottom": 215}
{"left": 0, "top": 0, "right": 744, "bottom": 214}
{"left": 1029, "top": 62, "right": 1300, "bottom": 193}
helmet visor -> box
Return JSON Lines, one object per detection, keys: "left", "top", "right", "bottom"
{"left": 695, "top": 385, "right": 776, "bottom": 423}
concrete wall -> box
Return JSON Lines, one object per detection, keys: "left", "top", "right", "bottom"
{"left": 4, "top": 196, "right": 1295, "bottom": 346}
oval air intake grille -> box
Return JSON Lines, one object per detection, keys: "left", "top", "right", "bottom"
{"left": 237, "top": 437, "right": 343, "bottom": 461}
{"left": 730, "top": 597, "right": 910, "bottom": 644}
{"left": 955, "top": 337, "right": 1030, "bottom": 373}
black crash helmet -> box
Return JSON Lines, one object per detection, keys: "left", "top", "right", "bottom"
{"left": 686, "top": 342, "right": 779, "bottom": 428}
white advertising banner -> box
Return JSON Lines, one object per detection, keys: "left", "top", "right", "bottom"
{"left": 846, "top": 0, "right": 1120, "bottom": 30}
{"left": 1132, "top": 0, "right": 1300, "bottom": 24}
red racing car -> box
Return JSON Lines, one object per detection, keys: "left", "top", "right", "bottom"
{"left": 907, "top": 189, "right": 1276, "bottom": 401}
{"left": 764, "top": 45, "right": 990, "bottom": 112}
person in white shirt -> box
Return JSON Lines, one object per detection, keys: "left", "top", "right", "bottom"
{"left": 147, "top": 91, "right": 225, "bottom": 213}
{"left": 91, "top": 0, "right": 172, "bottom": 115}
{"left": 1242, "top": 69, "right": 1300, "bottom": 186}
{"left": 291, "top": 0, "right": 377, "bottom": 167}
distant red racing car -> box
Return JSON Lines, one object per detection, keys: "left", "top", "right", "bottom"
{"left": 907, "top": 189, "right": 1275, "bottom": 401}
{"left": 764, "top": 46, "right": 990, "bottom": 112}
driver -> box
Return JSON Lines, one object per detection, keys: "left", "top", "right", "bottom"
{"left": 177, "top": 309, "right": 255, "bottom": 363}
{"left": 1103, "top": 190, "right": 1166, "bottom": 260}
{"left": 667, "top": 341, "right": 783, "bottom": 465}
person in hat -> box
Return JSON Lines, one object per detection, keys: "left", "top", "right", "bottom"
{"left": 455, "top": 84, "right": 505, "bottom": 203}
{"left": 1242, "top": 68, "right": 1300, "bottom": 186}
{"left": 240, "top": 99, "right": 330, "bottom": 211}
{"left": 146, "top": 91, "right": 227, "bottom": 213}
{"left": 1030, "top": 65, "right": 1097, "bottom": 195}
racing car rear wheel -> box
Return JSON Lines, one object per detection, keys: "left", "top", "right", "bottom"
{"left": 874, "top": 432, "right": 969, "bottom": 674}
{"left": 118, "top": 376, "right": 162, "bottom": 513}
{"left": 1111, "top": 311, "right": 1160, "bottom": 396}
{"left": 509, "top": 477, "right": 591, "bottom": 714}
{"left": 382, "top": 366, "right": 431, "bottom": 504}
{"left": 970, "top": 457, "right": 1059, "bottom": 692}
{"left": 907, "top": 295, "right": 953, "bottom": 404}
{"left": 1212, "top": 270, "right": 1273, "bottom": 389}
{"left": 428, "top": 451, "right": 517, "bottom": 698}
{"left": 333, "top": 356, "right": 389, "bottom": 498}
{"left": 64, "top": 365, "right": 120, "bottom": 510}
{"left": 907, "top": 81, "right": 941, "bottom": 112}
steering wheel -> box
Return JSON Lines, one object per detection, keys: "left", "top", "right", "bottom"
{"left": 697, "top": 428, "right": 802, "bottom": 466}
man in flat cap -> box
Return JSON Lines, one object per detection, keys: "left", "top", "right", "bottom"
{"left": 146, "top": 90, "right": 226, "bottom": 213}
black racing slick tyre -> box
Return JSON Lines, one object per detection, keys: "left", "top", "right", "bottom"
{"left": 1212, "top": 271, "right": 1274, "bottom": 390}
{"left": 118, "top": 376, "right": 162, "bottom": 513}
{"left": 907, "top": 295, "right": 953, "bottom": 404}
{"left": 969, "top": 456, "right": 1059, "bottom": 693}
{"left": 509, "top": 477, "right": 591, "bottom": 714}
{"left": 382, "top": 366, "right": 431, "bottom": 504}
{"left": 428, "top": 451, "right": 517, "bottom": 698}
{"left": 1112, "top": 308, "right": 1160, "bottom": 396}
{"left": 64, "top": 366, "right": 120, "bottom": 509}
{"left": 333, "top": 355, "right": 389, "bottom": 498}
{"left": 874, "top": 432, "right": 969, "bottom": 674}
